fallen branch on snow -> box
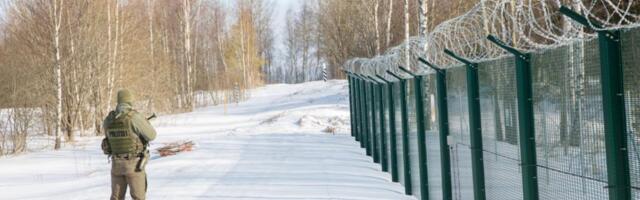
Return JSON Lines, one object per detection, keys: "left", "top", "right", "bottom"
{"left": 156, "top": 141, "right": 194, "bottom": 157}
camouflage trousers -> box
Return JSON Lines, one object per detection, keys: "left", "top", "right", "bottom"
{"left": 110, "top": 154, "right": 148, "bottom": 200}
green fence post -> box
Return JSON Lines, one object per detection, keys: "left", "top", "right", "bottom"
{"left": 378, "top": 75, "right": 400, "bottom": 182}
{"left": 559, "top": 7, "right": 631, "bottom": 200}
{"left": 387, "top": 70, "right": 413, "bottom": 195}
{"left": 418, "top": 58, "right": 453, "bottom": 200}
{"left": 598, "top": 31, "right": 632, "bottom": 200}
{"left": 373, "top": 76, "right": 389, "bottom": 172}
{"left": 444, "top": 49, "right": 486, "bottom": 200}
{"left": 487, "top": 35, "right": 539, "bottom": 200}
{"left": 598, "top": 29, "right": 632, "bottom": 200}
{"left": 369, "top": 77, "right": 383, "bottom": 163}
{"left": 347, "top": 74, "right": 356, "bottom": 139}
{"left": 358, "top": 77, "right": 368, "bottom": 150}
{"left": 399, "top": 66, "right": 430, "bottom": 200}
{"left": 353, "top": 75, "right": 362, "bottom": 142}
{"left": 367, "top": 77, "right": 380, "bottom": 163}
{"left": 364, "top": 79, "right": 372, "bottom": 156}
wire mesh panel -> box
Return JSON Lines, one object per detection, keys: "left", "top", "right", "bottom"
{"left": 394, "top": 82, "right": 407, "bottom": 188}
{"left": 406, "top": 79, "right": 423, "bottom": 199}
{"left": 532, "top": 38, "right": 609, "bottom": 200}
{"left": 621, "top": 27, "right": 640, "bottom": 199}
{"left": 423, "top": 74, "right": 444, "bottom": 199}
{"left": 477, "top": 56, "right": 524, "bottom": 200}
{"left": 446, "top": 66, "right": 475, "bottom": 200}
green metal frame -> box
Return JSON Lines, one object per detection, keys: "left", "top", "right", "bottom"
{"left": 559, "top": 7, "right": 631, "bottom": 200}
{"left": 598, "top": 30, "right": 631, "bottom": 200}
{"left": 387, "top": 70, "right": 413, "bottom": 195}
{"left": 357, "top": 77, "right": 365, "bottom": 145}
{"left": 354, "top": 77, "right": 363, "bottom": 143}
{"left": 487, "top": 35, "right": 539, "bottom": 200}
{"left": 418, "top": 58, "right": 453, "bottom": 200}
{"left": 365, "top": 79, "right": 373, "bottom": 155}
{"left": 378, "top": 74, "right": 400, "bottom": 182}
{"left": 356, "top": 76, "right": 364, "bottom": 143}
{"left": 347, "top": 72, "right": 358, "bottom": 141}
{"left": 374, "top": 76, "right": 389, "bottom": 172}
{"left": 352, "top": 76, "right": 360, "bottom": 144}
{"left": 347, "top": 75, "right": 355, "bottom": 138}
{"left": 367, "top": 78, "right": 380, "bottom": 163}
{"left": 399, "top": 66, "right": 430, "bottom": 200}
{"left": 359, "top": 77, "right": 369, "bottom": 150}
{"left": 444, "top": 49, "right": 487, "bottom": 200}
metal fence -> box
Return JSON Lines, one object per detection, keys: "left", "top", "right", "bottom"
{"left": 345, "top": 22, "right": 640, "bottom": 200}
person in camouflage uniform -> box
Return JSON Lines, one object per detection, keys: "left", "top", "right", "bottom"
{"left": 102, "top": 89, "right": 157, "bottom": 200}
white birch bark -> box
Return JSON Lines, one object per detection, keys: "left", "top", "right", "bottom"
{"left": 106, "top": 1, "right": 119, "bottom": 111}
{"left": 183, "top": 0, "right": 197, "bottom": 110}
{"left": 147, "top": 0, "right": 156, "bottom": 111}
{"left": 385, "top": 0, "right": 393, "bottom": 48}
{"left": 50, "top": 0, "right": 64, "bottom": 149}
{"left": 374, "top": 0, "right": 380, "bottom": 55}
{"left": 419, "top": 0, "right": 429, "bottom": 51}
{"left": 481, "top": 0, "right": 490, "bottom": 36}
{"left": 404, "top": 0, "right": 410, "bottom": 70}
{"left": 240, "top": 12, "right": 248, "bottom": 89}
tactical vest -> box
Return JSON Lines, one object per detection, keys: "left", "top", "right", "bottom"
{"left": 105, "top": 111, "right": 145, "bottom": 155}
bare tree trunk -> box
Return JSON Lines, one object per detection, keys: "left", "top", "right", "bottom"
{"left": 106, "top": 1, "right": 119, "bottom": 111}
{"left": 385, "top": 0, "right": 394, "bottom": 48}
{"left": 419, "top": 0, "right": 429, "bottom": 51}
{"left": 147, "top": 0, "right": 156, "bottom": 111}
{"left": 106, "top": 0, "right": 112, "bottom": 109}
{"left": 510, "top": 0, "right": 517, "bottom": 46}
{"left": 418, "top": 0, "right": 428, "bottom": 36}
{"left": 240, "top": 14, "right": 248, "bottom": 90}
{"left": 91, "top": 62, "right": 102, "bottom": 136}
{"left": 183, "top": 0, "right": 194, "bottom": 111}
{"left": 481, "top": 0, "right": 490, "bottom": 35}
{"left": 72, "top": 51, "right": 82, "bottom": 139}
{"left": 404, "top": 0, "right": 410, "bottom": 70}
{"left": 50, "top": 0, "right": 64, "bottom": 150}
{"left": 374, "top": 0, "right": 380, "bottom": 55}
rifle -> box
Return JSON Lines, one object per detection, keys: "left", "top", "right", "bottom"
{"left": 146, "top": 113, "right": 157, "bottom": 121}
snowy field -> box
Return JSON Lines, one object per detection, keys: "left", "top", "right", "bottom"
{"left": 0, "top": 80, "right": 415, "bottom": 200}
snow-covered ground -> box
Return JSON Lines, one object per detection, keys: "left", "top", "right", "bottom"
{"left": 0, "top": 80, "right": 415, "bottom": 200}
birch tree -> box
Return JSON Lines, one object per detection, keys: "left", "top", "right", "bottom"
{"left": 49, "top": 0, "right": 64, "bottom": 149}
{"left": 404, "top": 0, "right": 410, "bottom": 70}
{"left": 418, "top": 0, "right": 429, "bottom": 51}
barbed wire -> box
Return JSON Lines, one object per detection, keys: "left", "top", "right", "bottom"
{"left": 345, "top": 0, "right": 640, "bottom": 78}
